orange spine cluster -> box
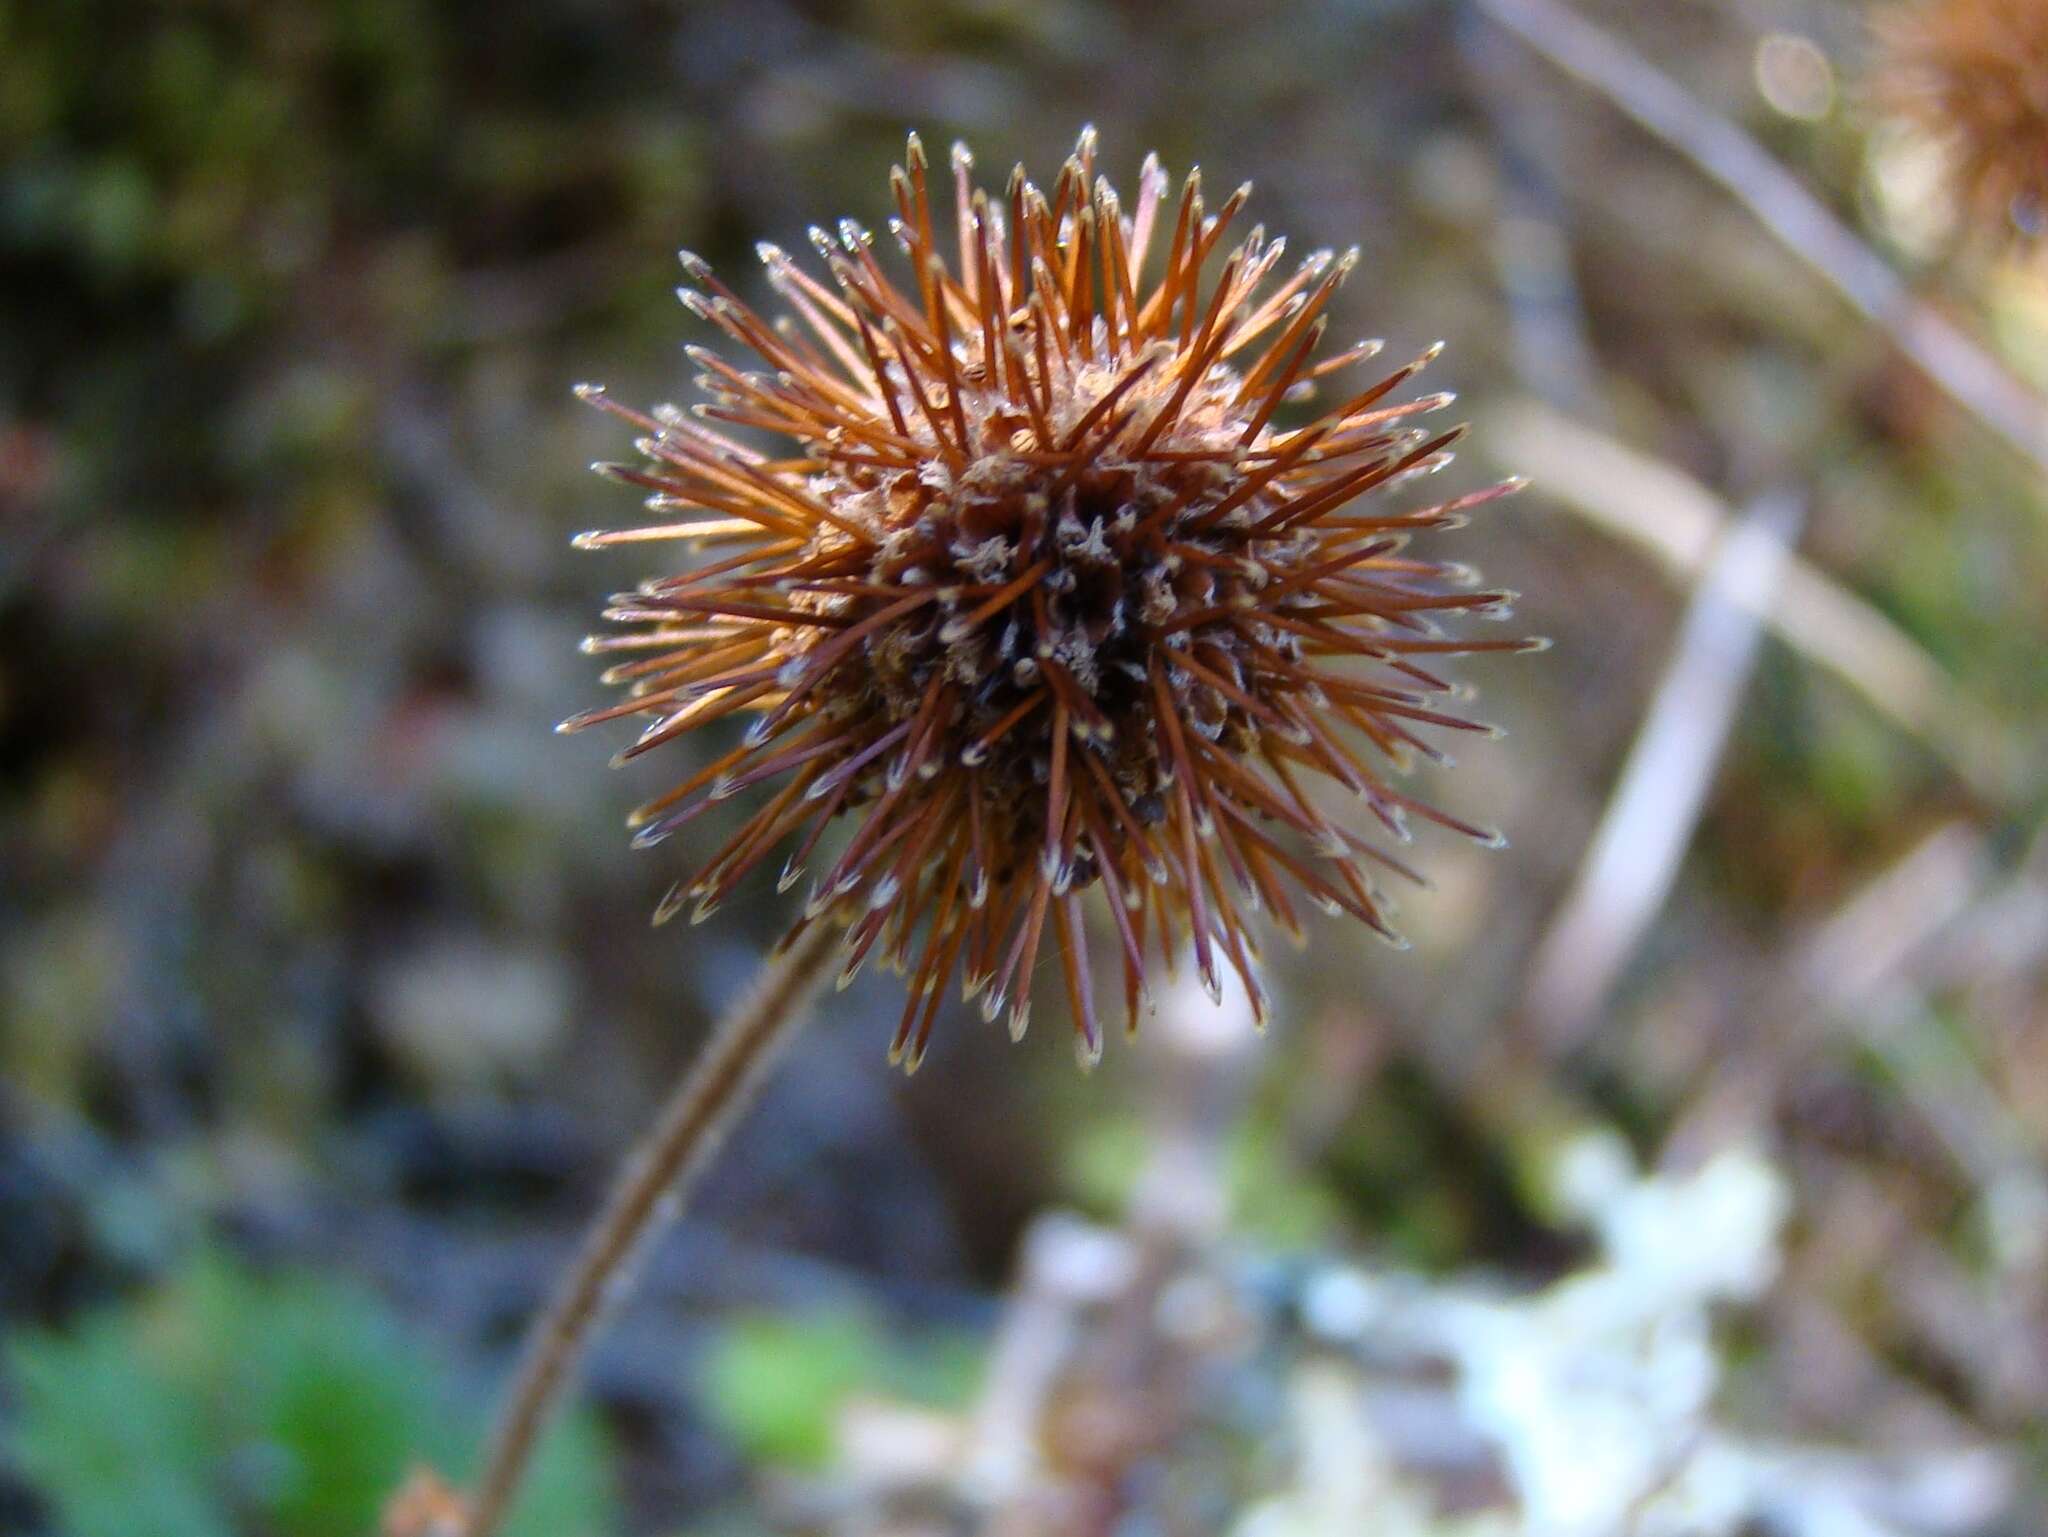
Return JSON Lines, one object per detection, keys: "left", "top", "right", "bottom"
{"left": 565, "top": 130, "right": 1536, "bottom": 1070}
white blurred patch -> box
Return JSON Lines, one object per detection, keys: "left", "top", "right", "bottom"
{"left": 368, "top": 936, "right": 571, "bottom": 1088}
{"left": 1866, "top": 121, "right": 1962, "bottom": 261}
{"left": 1755, "top": 34, "right": 1835, "bottom": 123}
{"left": 1449, "top": 1143, "right": 1789, "bottom": 1535}
{"left": 1229, "top": 1142, "right": 2006, "bottom": 1537}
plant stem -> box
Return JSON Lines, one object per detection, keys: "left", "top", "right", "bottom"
{"left": 464, "top": 918, "right": 840, "bottom": 1537}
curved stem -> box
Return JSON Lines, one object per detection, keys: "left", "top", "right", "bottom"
{"left": 464, "top": 919, "right": 840, "bottom": 1537}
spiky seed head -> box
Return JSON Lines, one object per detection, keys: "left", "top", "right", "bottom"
{"left": 1876, "top": 0, "right": 2048, "bottom": 243}
{"left": 564, "top": 131, "right": 1538, "bottom": 1072}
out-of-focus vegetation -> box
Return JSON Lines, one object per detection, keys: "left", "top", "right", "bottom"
{"left": 700, "top": 1311, "right": 981, "bottom": 1473}
{"left": 6, "top": 1251, "right": 610, "bottom": 1537}
{"left": 3, "top": 0, "right": 2045, "bottom": 1533}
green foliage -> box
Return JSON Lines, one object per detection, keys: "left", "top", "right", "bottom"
{"left": 1062, "top": 1111, "right": 1150, "bottom": 1219}
{"left": 699, "top": 1310, "right": 981, "bottom": 1471}
{"left": 5, "top": 1250, "right": 617, "bottom": 1537}
{"left": 1223, "top": 1116, "right": 1347, "bottom": 1250}
{"left": 1065, "top": 1108, "right": 1342, "bottom": 1249}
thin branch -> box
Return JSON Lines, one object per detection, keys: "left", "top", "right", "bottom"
{"left": 462, "top": 919, "right": 841, "bottom": 1537}
{"left": 1458, "top": 9, "right": 1611, "bottom": 423}
{"left": 1525, "top": 489, "right": 1802, "bottom": 1046}
{"left": 1485, "top": 399, "right": 2026, "bottom": 805}
{"left": 1476, "top": 0, "right": 2048, "bottom": 482}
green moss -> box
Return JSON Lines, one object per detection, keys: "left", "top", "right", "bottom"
{"left": 699, "top": 1309, "right": 981, "bottom": 1471}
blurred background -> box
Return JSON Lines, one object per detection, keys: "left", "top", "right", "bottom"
{"left": 3, "top": 0, "right": 2045, "bottom": 1533}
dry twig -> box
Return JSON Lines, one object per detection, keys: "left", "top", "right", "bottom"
{"left": 1525, "top": 490, "right": 1802, "bottom": 1045}
{"left": 1477, "top": 0, "right": 2048, "bottom": 482}
{"left": 1486, "top": 400, "right": 2024, "bottom": 804}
